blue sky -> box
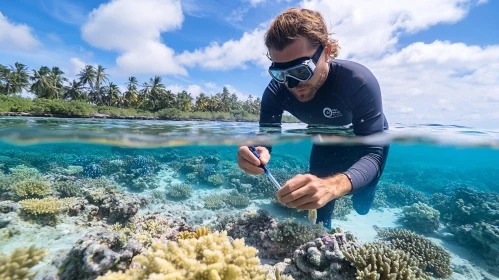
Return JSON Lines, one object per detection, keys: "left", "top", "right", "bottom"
{"left": 1, "top": 0, "right": 498, "bottom": 129}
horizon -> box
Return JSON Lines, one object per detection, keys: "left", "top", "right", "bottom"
{"left": 1, "top": 0, "right": 498, "bottom": 130}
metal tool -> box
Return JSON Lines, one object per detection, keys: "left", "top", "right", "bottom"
{"left": 248, "top": 145, "right": 281, "bottom": 191}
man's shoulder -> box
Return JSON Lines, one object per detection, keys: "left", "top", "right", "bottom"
{"left": 330, "top": 59, "right": 378, "bottom": 85}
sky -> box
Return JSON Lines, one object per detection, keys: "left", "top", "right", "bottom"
{"left": 1, "top": 0, "right": 498, "bottom": 130}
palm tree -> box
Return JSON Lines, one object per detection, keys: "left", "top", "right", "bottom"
{"left": 1, "top": 62, "right": 30, "bottom": 95}
{"left": 176, "top": 90, "right": 193, "bottom": 111}
{"left": 0, "top": 65, "right": 9, "bottom": 94}
{"left": 30, "top": 66, "right": 57, "bottom": 99}
{"left": 64, "top": 80, "right": 86, "bottom": 101}
{"left": 123, "top": 76, "right": 139, "bottom": 108}
{"left": 77, "top": 65, "right": 96, "bottom": 89}
{"left": 195, "top": 93, "right": 210, "bottom": 111}
{"left": 48, "top": 66, "right": 67, "bottom": 99}
{"left": 142, "top": 76, "right": 165, "bottom": 111}
{"left": 104, "top": 82, "right": 121, "bottom": 106}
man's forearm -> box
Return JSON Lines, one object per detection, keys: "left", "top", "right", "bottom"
{"left": 324, "top": 173, "right": 352, "bottom": 199}
{"left": 342, "top": 150, "right": 385, "bottom": 195}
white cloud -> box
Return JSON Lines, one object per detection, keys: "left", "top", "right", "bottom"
{"left": 176, "top": 27, "right": 270, "bottom": 70}
{"left": 358, "top": 40, "right": 499, "bottom": 127}
{"left": 300, "top": 0, "right": 479, "bottom": 58}
{"left": 81, "top": 0, "right": 186, "bottom": 76}
{"left": 165, "top": 84, "right": 203, "bottom": 100}
{"left": 226, "top": 7, "right": 249, "bottom": 22}
{"left": 224, "top": 84, "right": 251, "bottom": 101}
{"left": 0, "top": 12, "right": 41, "bottom": 52}
{"left": 205, "top": 82, "right": 217, "bottom": 89}
{"left": 69, "top": 57, "right": 87, "bottom": 77}
{"left": 249, "top": 0, "right": 265, "bottom": 6}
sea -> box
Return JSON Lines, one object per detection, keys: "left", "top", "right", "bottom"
{"left": 0, "top": 116, "right": 498, "bottom": 280}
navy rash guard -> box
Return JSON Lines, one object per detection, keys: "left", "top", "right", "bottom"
{"left": 259, "top": 59, "right": 389, "bottom": 195}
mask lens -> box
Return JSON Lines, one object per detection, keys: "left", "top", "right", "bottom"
{"left": 270, "top": 69, "right": 286, "bottom": 82}
{"left": 288, "top": 65, "right": 311, "bottom": 80}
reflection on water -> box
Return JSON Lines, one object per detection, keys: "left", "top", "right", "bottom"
{"left": 0, "top": 117, "right": 498, "bottom": 280}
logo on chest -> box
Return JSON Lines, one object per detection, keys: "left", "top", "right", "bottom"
{"left": 323, "top": 107, "right": 343, "bottom": 119}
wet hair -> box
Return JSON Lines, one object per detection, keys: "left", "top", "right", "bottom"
{"left": 264, "top": 8, "right": 340, "bottom": 61}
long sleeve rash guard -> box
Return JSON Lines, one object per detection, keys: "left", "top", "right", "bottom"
{"left": 259, "top": 59, "right": 390, "bottom": 195}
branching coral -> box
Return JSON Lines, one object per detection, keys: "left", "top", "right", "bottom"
{"left": 207, "top": 174, "right": 225, "bottom": 186}
{"left": 54, "top": 180, "right": 84, "bottom": 198}
{"left": 0, "top": 245, "right": 48, "bottom": 279}
{"left": 96, "top": 231, "right": 271, "bottom": 280}
{"left": 203, "top": 193, "right": 228, "bottom": 209}
{"left": 378, "top": 183, "right": 429, "bottom": 208}
{"left": 374, "top": 226, "right": 452, "bottom": 278}
{"left": 342, "top": 241, "right": 433, "bottom": 280}
{"left": 176, "top": 226, "right": 211, "bottom": 240}
{"left": 399, "top": 202, "right": 440, "bottom": 234}
{"left": 8, "top": 164, "right": 40, "bottom": 180}
{"left": 9, "top": 178, "right": 52, "bottom": 200}
{"left": 166, "top": 183, "right": 192, "bottom": 199}
{"left": 19, "top": 197, "right": 63, "bottom": 215}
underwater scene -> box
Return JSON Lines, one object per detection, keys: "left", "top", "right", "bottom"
{"left": 1, "top": 117, "right": 499, "bottom": 280}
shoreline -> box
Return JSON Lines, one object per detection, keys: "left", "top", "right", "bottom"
{"left": 0, "top": 111, "right": 299, "bottom": 123}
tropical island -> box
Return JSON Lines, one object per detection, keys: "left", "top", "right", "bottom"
{"left": 0, "top": 62, "right": 300, "bottom": 123}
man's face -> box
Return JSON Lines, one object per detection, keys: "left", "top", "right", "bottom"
{"left": 269, "top": 37, "right": 329, "bottom": 102}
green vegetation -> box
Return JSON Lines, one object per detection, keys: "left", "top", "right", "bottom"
{"left": 0, "top": 62, "right": 300, "bottom": 123}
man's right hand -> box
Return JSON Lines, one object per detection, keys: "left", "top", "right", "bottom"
{"left": 237, "top": 146, "right": 270, "bottom": 175}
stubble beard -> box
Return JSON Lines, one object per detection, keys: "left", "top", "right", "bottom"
{"left": 292, "top": 66, "right": 329, "bottom": 102}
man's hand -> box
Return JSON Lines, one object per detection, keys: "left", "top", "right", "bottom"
{"left": 237, "top": 146, "right": 270, "bottom": 175}
{"left": 276, "top": 173, "right": 352, "bottom": 210}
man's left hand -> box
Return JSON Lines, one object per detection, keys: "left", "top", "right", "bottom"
{"left": 276, "top": 173, "right": 352, "bottom": 210}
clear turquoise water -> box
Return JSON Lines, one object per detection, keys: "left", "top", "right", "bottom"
{"left": 1, "top": 117, "right": 498, "bottom": 279}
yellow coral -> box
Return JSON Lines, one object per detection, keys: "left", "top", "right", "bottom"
{"left": 0, "top": 245, "right": 48, "bottom": 279}
{"left": 97, "top": 231, "right": 270, "bottom": 280}
{"left": 307, "top": 209, "right": 317, "bottom": 225}
{"left": 19, "top": 197, "right": 62, "bottom": 215}
{"left": 177, "top": 226, "right": 212, "bottom": 241}
{"left": 10, "top": 179, "right": 51, "bottom": 199}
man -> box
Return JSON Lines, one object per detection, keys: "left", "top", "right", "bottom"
{"left": 236, "top": 8, "right": 390, "bottom": 230}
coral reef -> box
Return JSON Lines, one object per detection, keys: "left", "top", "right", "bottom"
{"left": 207, "top": 173, "right": 225, "bottom": 186}
{"left": 430, "top": 186, "right": 499, "bottom": 226}
{"left": 342, "top": 241, "right": 433, "bottom": 279}
{"left": 85, "top": 186, "right": 145, "bottom": 224}
{"left": 449, "top": 222, "right": 499, "bottom": 266}
{"left": 54, "top": 180, "right": 84, "bottom": 198}
{"left": 59, "top": 213, "right": 193, "bottom": 279}
{"left": 374, "top": 226, "right": 452, "bottom": 278}
{"left": 203, "top": 193, "right": 227, "bottom": 209}
{"left": 212, "top": 209, "right": 328, "bottom": 260}
{"left": 9, "top": 178, "right": 52, "bottom": 200}
{"left": 18, "top": 197, "right": 63, "bottom": 215}
{"left": 129, "top": 155, "right": 154, "bottom": 176}
{"left": 334, "top": 196, "right": 353, "bottom": 220}
{"left": 379, "top": 182, "right": 430, "bottom": 208}
{"left": 0, "top": 245, "right": 48, "bottom": 279}
{"left": 96, "top": 231, "right": 272, "bottom": 280}
{"left": 177, "top": 226, "right": 211, "bottom": 240}
{"left": 57, "top": 228, "right": 143, "bottom": 280}
{"left": 166, "top": 182, "right": 192, "bottom": 199}
{"left": 399, "top": 202, "right": 440, "bottom": 234}
{"left": 287, "top": 230, "right": 357, "bottom": 279}
{"left": 83, "top": 163, "right": 103, "bottom": 179}
{"left": 8, "top": 164, "right": 40, "bottom": 180}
